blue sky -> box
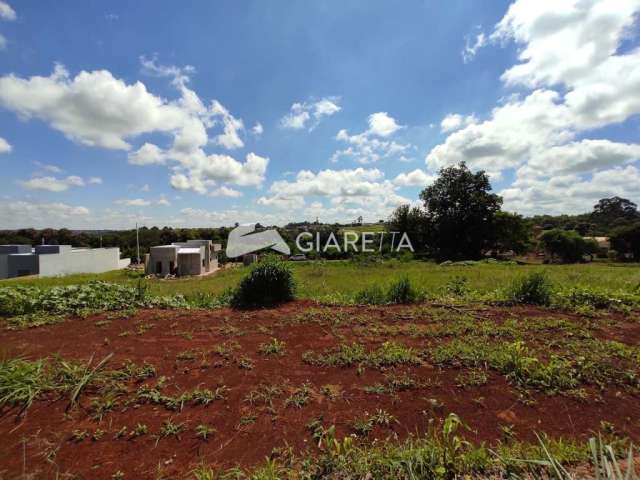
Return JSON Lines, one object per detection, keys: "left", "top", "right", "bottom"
{"left": 0, "top": 0, "right": 639, "bottom": 228}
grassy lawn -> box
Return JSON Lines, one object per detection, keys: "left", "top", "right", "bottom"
{"left": 2, "top": 260, "right": 639, "bottom": 299}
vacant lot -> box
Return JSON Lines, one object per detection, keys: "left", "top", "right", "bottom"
{"left": 3, "top": 260, "right": 640, "bottom": 300}
{"left": 1, "top": 298, "right": 640, "bottom": 478}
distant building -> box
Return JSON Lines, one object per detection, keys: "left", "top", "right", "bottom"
{"left": 145, "top": 240, "right": 221, "bottom": 277}
{"left": 0, "top": 245, "right": 130, "bottom": 279}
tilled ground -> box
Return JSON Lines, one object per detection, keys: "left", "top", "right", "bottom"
{"left": 1, "top": 301, "right": 639, "bottom": 479}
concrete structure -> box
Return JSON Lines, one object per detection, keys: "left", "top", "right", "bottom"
{"left": 0, "top": 244, "right": 130, "bottom": 279}
{"left": 145, "top": 240, "right": 221, "bottom": 277}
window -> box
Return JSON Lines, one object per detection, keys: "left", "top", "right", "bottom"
{"left": 156, "top": 261, "right": 162, "bottom": 274}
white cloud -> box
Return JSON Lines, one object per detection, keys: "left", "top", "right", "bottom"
{"left": 501, "top": 165, "right": 640, "bottom": 215}
{"left": 0, "top": 33, "right": 6, "bottom": 51}
{"left": 440, "top": 113, "right": 477, "bottom": 133}
{"left": 332, "top": 112, "right": 410, "bottom": 164}
{"left": 169, "top": 152, "right": 268, "bottom": 194}
{"left": 19, "top": 175, "right": 99, "bottom": 192}
{"left": 209, "top": 186, "right": 243, "bottom": 198}
{"left": 367, "top": 112, "right": 403, "bottom": 137}
{"left": 0, "top": 60, "right": 267, "bottom": 195}
{"left": 393, "top": 169, "right": 436, "bottom": 187}
{"left": 280, "top": 97, "right": 341, "bottom": 130}
{"left": 0, "top": 1, "right": 16, "bottom": 21}
{"left": 251, "top": 122, "right": 263, "bottom": 136}
{"left": 0, "top": 136, "right": 11, "bottom": 153}
{"left": 0, "top": 201, "right": 89, "bottom": 229}
{"left": 462, "top": 31, "right": 487, "bottom": 63}
{"left": 140, "top": 183, "right": 150, "bottom": 192}
{"left": 210, "top": 100, "right": 244, "bottom": 149}
{"left": 116, "top": 198, "right": 152, "bottom": 207}
{"left": 258, "top": 167, "right": 409, "bottom": 218}
{"left": 429, "top": 0, "right": 640, "bottom": 213}
{"left": 33, "top": 161, "right": 62, "bottom": 173}
{"left": 157, "top": 196, "right": 171, "bottom": 206}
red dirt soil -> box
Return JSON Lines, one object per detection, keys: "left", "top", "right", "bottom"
{"left": 1, "top": 301, "right": 639, "bottom": 479}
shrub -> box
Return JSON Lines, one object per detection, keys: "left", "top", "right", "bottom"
{"left": 508, "top": 272, "right": 552, "bottom": 306}
{"left": 230, "top": 256, "right": 295, "bottom": 308}
{"left": 354, "top": 284, "right": 386, "bottom": 305}
{"left": 539, "top": 229, "right": 592, "bottom": 263}
{"left": 386, "top": 275, "right": 419, "bottom": 304}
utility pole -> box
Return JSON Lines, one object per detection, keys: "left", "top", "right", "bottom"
{"left": 136, "top": 222, "right": 141, "bottom": 264}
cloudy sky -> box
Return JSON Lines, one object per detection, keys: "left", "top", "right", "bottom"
{"left": 0, "top": 0, "right": 639, "bottom": 229}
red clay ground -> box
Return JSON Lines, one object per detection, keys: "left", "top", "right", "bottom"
{"left": 1, "top": 301, "right": 639, "bottom": 479}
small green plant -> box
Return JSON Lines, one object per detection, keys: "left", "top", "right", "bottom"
{"left": 386, "top": 275, "right": 420, "bottom": 304}
{"left": 130, "top": 423, "right": 148, "bottom": 438}
{"left": 259, "top": 338, "right": 286, "bottom": 355}
{"left": 159, "top": 418, "right": 184, "bottom": 439}
{"left": 195, "top": 424, "right": 216, "bottom": 440}
{"left": 230, "top": 256, "right": 295, "bottom": 308}
{"left": 354, "top": 284, "right": 386, "bottom": 305}
{"left": 285, "top": 382, "right": 312, "bottom": 408}
{"left": 509, "top": 272, "right": 553, "bottom": 306}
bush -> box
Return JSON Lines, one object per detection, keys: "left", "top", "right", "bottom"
{"left": 354, "top": 284, "right": 386, "bottom": 305}
{"left": 231, "top": 256, "right": 295, "bottom": 308}
{"left": 386, "top": 275, "right": 420, "bottom": 304}
{"left": 508, "top": 272, "right": 552, "bottom": 306}
{"left": 539, "top": 229, "right": 591, "bottom": 263}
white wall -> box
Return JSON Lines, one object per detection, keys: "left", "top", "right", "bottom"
{"left": 38, "top": 248, "right": 123, "bottom": 277}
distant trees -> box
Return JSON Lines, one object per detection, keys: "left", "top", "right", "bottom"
{"left": 387, "top": 204, "right": 428, "bottom": 253}
{"left": 419, "top": 162, "right": 503, "bottom": 260}
{"left": 610, "top": 223, "right": 640, "bottom": 261}
{"left": 538, "top": 229, "right": 599, "bottom": 263}
{"left": 489, "top": 211, "right": 532, "bottom": 256}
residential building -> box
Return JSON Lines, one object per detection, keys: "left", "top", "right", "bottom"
{"left": 145, "top": 240, "right": 221, "bottom": 277}
{"left": 0, "top": 244, "right": 130, "bottom": 279}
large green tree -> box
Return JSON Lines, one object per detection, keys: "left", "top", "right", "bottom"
{"left": 610, "top": 222, "right": 640, "bottom": 261}
{"left": 419, "top": 162, "right": 502, "bottom": 260}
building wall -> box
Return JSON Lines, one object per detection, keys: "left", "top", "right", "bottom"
{"left": 146, "top": 246, "right": 179, "bottom": 276}
{"left": 38, "top": 248, "right": 123, "bottom": 277}
{"left": 7, "top": 254, "right": 39, "bottom": 277}
{"left": 0, "top": 255, "right": 7, "bottom": 279}
{"left": 178, "top": 252, "right": 203, "bottom": 276}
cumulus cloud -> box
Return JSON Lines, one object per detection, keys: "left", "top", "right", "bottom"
{"left": 280, "top": 97, "right": 341, "bottom": 130}
{"left": 393, "top": 169, "right": 436, "bottom": 187}
{"left": 427, "top": 0, "right": 640, "bottom": 213}
{"left": 258, "top": 167, "right": 409, "bottom": 219}
{"left": 209, "top": 186, "right": 243, "bottom": 198}
{"left": 0, "top": 1, "right": 16, "bottom": 21}
{"left": 251, "top": 122, "right": 264, "bottom": 136}
{"left": 0, "top": 136, "right": 11, "bottom": 153}
{"left": 0, "top": 60, "right": 267, "bottom": 194}
{"left": 0, "top": 200, "right": 90, "bottom": 229}
{"left": 115, "top": 198, "right": 152, "bottom": 207}
{"left": 440, "top": 113, "right": 477, "bottom": 133}
{"left": 19, "top": 174, "right": 102, "bottom": 192}
{"left": 332, "top": 112, "right": 410, "bottom": 164}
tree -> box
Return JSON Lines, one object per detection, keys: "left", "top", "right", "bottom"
{"left": 610, "top": 222, "right": 640, "bottom": 261}
{"left": 539, "top": 229, "right": 592, "bottom": 263}
{"left": 387, "top": 204, "right": 428, "bottom": 253}
{"left": 490, "top": 211, "right": 532, "bottom": 256}
{"left": 419, "top": 162, "right": 502, "bottom": 260}
{"left": 590, "top": 197, "right": 640, "bottom": 233}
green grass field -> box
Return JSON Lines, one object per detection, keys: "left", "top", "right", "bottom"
{"left": 3, "top": 260, "right": 639, "bottom": 300}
